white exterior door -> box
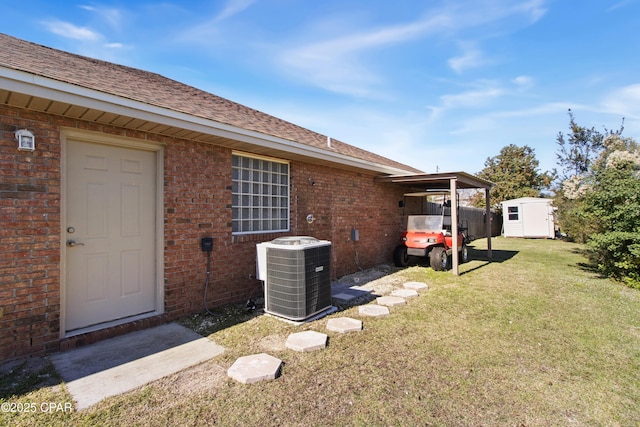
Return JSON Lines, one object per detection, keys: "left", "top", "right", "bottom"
{"left": 523, "top": 202, "right": 553, "bottom": 238}
{"left": 65, "top": 138, "right": 158, "bottom": 332}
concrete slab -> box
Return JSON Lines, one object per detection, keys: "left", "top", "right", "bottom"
{"left": 332, "top": 292, "right": 358, "bottom": 302}
{"left": 264, "top": 306, "right": 337, "bottom": 326}
{"left": 391, "top": 288, "right": 419, "bottom": 298}
{"left": 332, "top": 288, "right": 372, "bottom": 303}
{"left": 51, "top": 322, "right": 225, "bottom": 410}
{"left": 358, "top": 305, "right": 390, "bottom": 317}
{"left": 227, "top": 353, "right": 282, "bottom": 384}
{"left": 326, "top": 317, "right": 363, "bottom": 333}
{"left": 376, "top": 295, "right": 407, "bottom": 307}
{"left": 403, "top": 281, "right": 429, "bottom": 291}
{"left": 285, "top": 331, "right": 328, "bottom": 352}
{"left": 331, "top": 274, "right": 379, "bottom": 304}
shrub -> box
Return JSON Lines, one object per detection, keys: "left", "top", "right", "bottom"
{"left": 586, "top": 232, "right": 640, "bottom": 289}
{"left": 581, "top": 137, "right": 640, "bottom": 286}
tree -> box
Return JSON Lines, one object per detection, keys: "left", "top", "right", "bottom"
{"left": 556, "top": 109, "right": 624, "bottom": 180}
{"left": 554, "top": 110, "right": 624, "bottom": 242}
{"left": 472, "top": 144, "right": 554, "bottom": 208}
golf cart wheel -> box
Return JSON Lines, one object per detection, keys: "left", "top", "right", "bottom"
{"left": 393, "top": 245, "right": 409, "bottom": 267}
{"left": 430, "top": 247, "right": 449, "bottom": 271}
{"left": 460, "top": 243, "right": 469, "bottom": 263}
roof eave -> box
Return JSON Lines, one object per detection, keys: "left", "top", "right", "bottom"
{"left": 0, "top": 67, "right": 414, "bottom": 176}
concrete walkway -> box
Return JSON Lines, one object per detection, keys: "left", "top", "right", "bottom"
{"left": 51, "top": 323, "right": 224, "bottom": 410}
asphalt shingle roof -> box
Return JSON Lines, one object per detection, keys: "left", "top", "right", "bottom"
{"left": 0, "top": 33, "right": 421, "bottom": 173}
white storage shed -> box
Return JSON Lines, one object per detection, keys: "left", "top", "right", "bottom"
{"left": 501, "top": 197, "right": 556, "bottom": 239}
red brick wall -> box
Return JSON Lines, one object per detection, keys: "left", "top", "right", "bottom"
{"left": 0, "top": 106, "right": 62, "bottom": 362}
{"left": 0, "top": 104, "right": 408, "bottom": 363}
{"left": 163, "top": 140, "right": 263, "bottom": 315}
{"left": 291, "top": 163, "right": 406, "bottom": 277}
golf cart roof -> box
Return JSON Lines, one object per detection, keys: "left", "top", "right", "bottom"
{"left": 403, "top": 191, "right": 454, "bottom": 197}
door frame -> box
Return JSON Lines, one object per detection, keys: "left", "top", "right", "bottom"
{"left": 60, "top": 128, "right": 165, "bottom": 338}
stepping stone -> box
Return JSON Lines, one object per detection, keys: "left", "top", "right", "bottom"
{"left": 403, "top": 281, "right": 429, "bottom": 291}
{"left": 391, "top": 288, "right": 419, "bottom": 298}
{"left": 376, "top": 295, "right": 406, "bottom": 307}
{"left": 227, "top": 353, "right": 282, "bottom": 384}
{"left": 285, "top": 331, "right": 328, "bottom": 352}
{"left": 358, "top": 305, "right": 390, "bottom": 318}
{"left": 326, "top": 317, "right": 362, "bottom": 333}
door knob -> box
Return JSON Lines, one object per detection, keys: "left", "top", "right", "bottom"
{"left": 66, "top": 240, "right": 84, "bottom": 247}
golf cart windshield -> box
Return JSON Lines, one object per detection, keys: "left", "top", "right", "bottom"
{"left": 407, "top": 215, "right": 444, "bottom": 231}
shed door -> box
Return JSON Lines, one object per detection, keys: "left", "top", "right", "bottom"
{"left": 65, "top": 139, "right": 157, "bottom": 332}
{"left": 523, "top": 203, "right": 553, "bottom": 238}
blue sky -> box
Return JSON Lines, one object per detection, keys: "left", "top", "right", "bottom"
{"left": 2, "top": 0, "right": 639, "bottom": 175}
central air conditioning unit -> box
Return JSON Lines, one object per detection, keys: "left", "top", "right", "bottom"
{"left": 256, "top": 236, "right": 332, "bottom": 321}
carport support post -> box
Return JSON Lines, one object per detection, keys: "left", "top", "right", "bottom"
{"left": 485, "top": 188, "right": 492, "bottom": 259}
{"left": 450, "top": 178, "right": 459, "bottom": 275}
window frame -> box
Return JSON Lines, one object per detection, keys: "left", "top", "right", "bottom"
{"left": 231, "top": 152, "right": 290, "bottom": 235}
{"left": 507, "top": 206, "right": 519, "bottom": 221}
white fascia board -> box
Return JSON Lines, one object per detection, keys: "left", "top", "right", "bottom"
{"left": 0, "top": 68, "right": 413, "bottom": 175}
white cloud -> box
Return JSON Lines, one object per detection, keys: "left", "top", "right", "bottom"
{"left": 275, "top": 0, "right": 549, "bottom": 97}
{"left": 450, "top": 116, "right": 499, "bottom": 136}
{"left": 493, "top": 102, "right": 577, "bottom": 118}
{"left": 310, "top": 13, "right": 452, "bottom": 52}
{"left": 516, "top": 0, "right": 548, "bottom": 23}
{"left": 601, "top": 84, "right": 640, "bottom": 119}
{"left": 277, "top": 13, "right": 452, "bottom": 97}
{"left": 43, "top": 20, "right": 100, "bottom": 41}
{"left": 512, "top": 75, "right": 533, "bottom": 87}
{"left": 448, "top": 46, "right": 486, "bottom": 74}
{"left": 79, "top": 5, "right": 123, "bottom": 31}
{"left": 214, "top": 0, "right": 255, "bottom": 23}
{"left": 40, "top": 16, "right": 129, "bottom": 62}
{"left": 449, "top": 101, "right": 575, "bottom": 136}
{"left": 440, "top": 87, "right": 504, "bottom": 108}
{"left": 607, "top": 1, "right": 633, "bottom": 12}
{"left": 426, "top": 83, "right": 504, "bottom": 123}
{"left": 441, "top": 0, "right": 547, "bottom": 31}
{"left": 175, "top": 0, "right": 256, "bottom": 45}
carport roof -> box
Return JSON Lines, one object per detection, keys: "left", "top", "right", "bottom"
{"left": 378, "top": 171, "right": 495, "bottom": 276}
{"left": 375, "top": 171, "right": 494, "bottom": 190}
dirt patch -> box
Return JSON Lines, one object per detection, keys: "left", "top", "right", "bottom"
{"left": 332, "top": 264, "right": 398, "bottom": 287}
{"left": 0, "top": 357, "right": 63, "bottom": 399}
{"left": 355, "top": 274, "right": 408, "bottom": 296}
{"left": 257, "top": 334, "right": 287, "bottom": 352}
{"left": 333, "top": 264, "right": 405, "bottom": 291}
{"left": 331, "top": 264, "right": 412, "bottom": 307}
{"left": 155, "top": 359, "right": 227, "bottom": 396}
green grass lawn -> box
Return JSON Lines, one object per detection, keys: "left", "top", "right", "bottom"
{"left": 2, "top": 238, "right": 639, "bottom": 426}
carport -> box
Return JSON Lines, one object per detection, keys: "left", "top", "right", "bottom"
{"left": 376, "top": 171, "right": 494, "bottom": 275}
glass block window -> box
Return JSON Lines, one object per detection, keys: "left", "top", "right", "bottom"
{"left": 232, "top": 153, "right": 290, "bottom": 234}
{"left": 508, "top": 206, "right": 519, "bottom": 221}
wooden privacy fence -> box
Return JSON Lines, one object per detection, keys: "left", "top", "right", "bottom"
{"left": 422, "top": 202, "right": 502, "bottom": 240}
